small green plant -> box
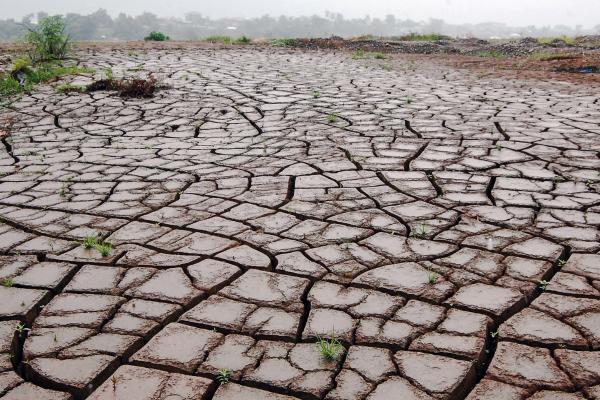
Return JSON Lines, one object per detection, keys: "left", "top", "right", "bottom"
{"left": 317, "top": 331, "right": 344, "bottom": 361}
{"left": 558, "top": 259, "right": 567, "bottom": 267}
{"left": 406, "top": 96, "right": 413, "bottom": 104}
{"left": 95, "top": 242, "right": 113, "bottom": 257}
{"left": 381, "top": 64, "right": 392, "bottom": 71}
{"left": 327, "top": 114, "right": 338, "bottom": 123}
{"left": 144, "top": 31, "right": 170, "bottom": 41}
{"left": 538, "top": 280, "right": 550, "bottom": 290}
{"left": 80, "top": 235, "right": 112, "bottom": 257}
{"left": 491, "top": 331, "right": 499, "bottom": 338}
{"left": 25, "top": 16, "right": 71, "bottom": 63}
{"left": 312, "top": 91, "right": 321, "bottom": 98}
{"left": 352, "top": 49, "right": 366, "bottom": 59}
{"left": 373, "top": 52, "right": 386, "bottom": 59}
{"left": 234, "top": 36, "right": 252, "bottom": 45}
{"left": 2, "top": 278, "right": 15, "bottom": 287}
{"left": 412, "top": 224, "right": 428, "bottom": 238}
{"left": 56, "top": 83, "right": 85, "bottom": 94}
{"left": 15, "top": 323, "right": 30, "bottom": 337}
{"left": 426, "top": 270, "right": 439, "bottom": 284}
{"left": 216, "top": 368, "right": 232, "bottom": 385}
{"left": 81, "top": 235, "right": 98, "bottom": 249}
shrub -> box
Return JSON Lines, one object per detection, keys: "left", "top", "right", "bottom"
{"left": 25, "top": 16, "right": 71, "bottom": 63}
{"left": 144, "top": 31, "right": 170, "bottom": 41}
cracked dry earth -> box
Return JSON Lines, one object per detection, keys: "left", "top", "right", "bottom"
{"left": 0, "top": 45, "right": 600, "bottom": 400}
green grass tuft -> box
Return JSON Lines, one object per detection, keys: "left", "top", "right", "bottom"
{"left": 316, "top": 332, "right": 344, "bottom": 361}
{"left": 56, "top": 83, "right": 86, "bottom": 93}
{"left": 2, "top": 278, "right": 15, "bottom": 287}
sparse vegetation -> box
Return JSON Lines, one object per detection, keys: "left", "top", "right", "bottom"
{"left": 312, "top": 91, "right": 321, "bottom": 98}
{"left": 205, "top": 35, "right": 233, "bottom": 44}
{"left": 1, "top": 278, "right": 15, "bottom": 287}
{"left": 216, "top": 368, "right": 232, "bottom": 385}
{"left": 81, "top": 235, "right": 98, "bottom": 249}
{"left": 144, "top": 31, "right": 170, "bottom": 41}
{"left": 95, "top": 242, "right": 113, "bottom": 257}
{"left": 558, "top": 259, "right": 567, "bottom": 267}
{"left": 327, "top": 114, "right": 338, "bottom": 123}
{"left": 426, "top": 270, "right": 439, "bottom": 284}
{"left": 397, "top": 33, "right": 450, "bottom": 41}
{"left": 352, "top": 49, "right": 366, "bottom": 59}
{"left": 271, "top": 38, "right": 297, "bottom": 47}
{"left": 473, "top": 50, "right": 508, "bottom": 59}
{"left": 412, "top": 224, "right": 428, "bottom": 238}
{"left": 406, "top": 96, "right": 413, "bottom": 104}
{"left": 373, "top": 52, "right": 386, "bottom": 59}
{"left": 80, "top": 235, "right": 113, "bottom": 257}
{"left": 537, "top": 36, "right": 575, "bottom": 45}
{"left": 538, "top": 280, "right": 550, "bottom": 290}
{"left": 15, "top": 323, "right": 30, "bottom": 337}
{"left": 56, "top": 83, "right": 86, "bottom": 93}
{"left": 234, "top": 36, "right": 252, "bottom": 45}
{"left": 1, "top": 59, "right": 93, "bottom": 97}
{"left": 317, "top": 331, "right": 344, "bottom": 361}
{"left": 25, "top": 16, "right": 71, "bottom": 63}
{"left": 529, "top": 51, "right": 577, "bottom": 61}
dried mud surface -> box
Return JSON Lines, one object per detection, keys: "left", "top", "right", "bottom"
{"left": 0, "top": 44, "right": 599, "bottom": 400}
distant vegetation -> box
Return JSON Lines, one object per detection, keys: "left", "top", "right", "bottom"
{"left": 144, "top": 31, "right": 169, "bottom": 41}
{"left": 396, "top": 33, "right": 451, "bottom": 41}
{"left": 205, "top": 35, "right": 252, "bottom": 44}
{"left": 0, "top": 10, "right": 597, "bottom": 42}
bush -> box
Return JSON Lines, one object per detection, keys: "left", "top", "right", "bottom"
{"left": 144, "top": 31, "right": 170, "bottom": 41}
{"left": 25, "top": 16, "right": 71, "bottom": 63}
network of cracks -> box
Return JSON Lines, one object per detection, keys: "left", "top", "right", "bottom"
{"left": 0, "top": 46, "right": 600, "bottom": 400}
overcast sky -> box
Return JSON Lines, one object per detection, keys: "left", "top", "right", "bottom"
{"left": 4, "top": 0, "right": 596, "bottom": 28}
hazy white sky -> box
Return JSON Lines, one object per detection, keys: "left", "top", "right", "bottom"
{"left": 4, "top": 0, "right": 597, "bottom": 27}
